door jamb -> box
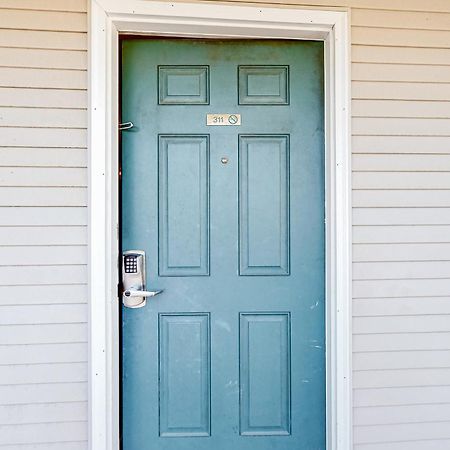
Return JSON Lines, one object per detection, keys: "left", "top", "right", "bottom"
{"left": 88, "top": 1, "right": 351, "bottom": 449}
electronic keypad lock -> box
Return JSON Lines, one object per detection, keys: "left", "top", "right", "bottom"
{"left": 122, "top": 250, "right": 163, "bottom": 308}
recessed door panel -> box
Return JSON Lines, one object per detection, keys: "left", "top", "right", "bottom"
{"left": 158, "top": 135, "right": 210, "bottom": 276}
{"left": 121, "top": 38, "right": 325, "bottom": 450}
{"left": 239, "top": 313, "right": 291, "bottom": 436}
{"left": 158, "top": 65, "right": 210, "bottom": 105}
{"left": 238, "top": 65, "right": 289, "bottom": 105}
{"left": 239, "top": 135, "right": 290, "bottom": 276}
{"left": 159, "top": 313, "right": 211, "bottom": 437}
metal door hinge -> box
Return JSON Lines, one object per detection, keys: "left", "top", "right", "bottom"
{"left": 119, "top": 122, "right": 134, "bottom": 131}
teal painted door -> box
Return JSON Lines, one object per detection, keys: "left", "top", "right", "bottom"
{"left": 121, "top": 38, "right": 325, "bottom": 449}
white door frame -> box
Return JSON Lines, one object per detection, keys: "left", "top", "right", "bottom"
{"left": 88, "top": 1, "right": 352, "bottom": 449}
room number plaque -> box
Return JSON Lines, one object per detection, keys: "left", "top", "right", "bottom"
{"left": 206, "top": 113, "right": 241, "bottom": 126}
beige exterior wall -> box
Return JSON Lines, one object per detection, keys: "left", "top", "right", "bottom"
{"left": 0, "top": 0, "right": 449, "bottom": 449}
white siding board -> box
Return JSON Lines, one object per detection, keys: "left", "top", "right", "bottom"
{"left": 0, "top": 363, "right": 87, "bottom": 385}
{"left": 354, "top": 422, "right": 450, "bottom": 445}
{"left": 0, "top": 87, "right": 87, "bottom": 108}
{"left": 353, "top": 279, "right": 450, "bottom": 298}
{"left": 354, "top": 386, "right": 450, "bottom": 407}
{"left": 353, "top": 208, "right": 450, "bottom": 225}
{"left": 353, "top": 117, "right": 450, "bottom": 136}
{"left": 0, "top": 343, "right": 87, "bottom": 365}
{"left": 0, "top": 265, "right": 86, "bottom": 285}
{"left": 352, "top": 45, "right": 450, "bottom": 65}
{"left": 0, "top": 108, "right": 87, "bottom": 128}
{"left": 354, "top": 368, "right": 450, "bottom": 389}
{"left": 354, "top": 440, "right": 450, "bottom": 450}
{"left": 352, "top": 81, "right": 450, "bottom": 101}
{"left": 353, "top": 261, "right": 450, "bottom": 280}
{"left": 369, "top": 189, "right": 450, "bottom": 206}
{"left": 0, "top": 167, "right": 86, "bottom": 186}
{"left": 353, "top": 172, "right": 450, "bottom": 189}
{"left": 353, "top": 350, "right": 450, "bottom": 371}
{"left": 0, "top": 245, "right": 86, "bottom": 265}
{"left": 0, "top": 0, "right": 87, "bottom": 12}
{"left": 347, "top": 0, "right": 450, "bottom": 12}
{"left": 354, "top": 404, "right": 450, "bottom": 426}
{"left": 354, "top": 332, "right": 450, "bottom": 352}
{"left": 0, "top": 207, "right": 86, "bottom": 226}
{"left": 0, "top": 128, "right": 86, "bottom": 148}
{"left": 0, "top": 443, "right": 87, "bottom": 450}
{"left": 0, "top": 382, "right": 87, "bottom": 405}
{"left": 0, "top": 148, "right": 86, "bottom": 167}
{"left": 353, "top": 136, "right": 450, "bottom": 154}
{"left": 218, "top": 0, "right": 348, "bottom": 6}
{"left": 0, "top": 67, "right": 86, "bottom": 89}
{"left": 0, "top": 342, "right": 88, "bottom": 367}
{"left": 352, "top": 26, "right": 450, "bottom": 48}
{"left": 354, "top": 298, "right": 450, "bottom": 316}
{"left": 351, "top": 9, "right": 450, "bottom": 30}
{"left": 221, "top": 0, "right": 450, "bottom": 11}
{"left": 0, "top": 226, "right": 87, "bottom": 246}
{"left": 0, "top": 324, "right": 87, "bottom": 345}
{"left": 0, "top": 421, "right": 87, "bottom": 445}
{"left": 0, "top": 305, "right": 87, "bottom": 325}
{"left": 353, "top": 190, "right": 450, "bottom": 208}
{"left": 353, "top": 63, "right": 450, "bottom": 83}
{"left": 0, "top": 29, "right": 86, "bottom": 50}
{"left": 0, "top": 402, "right": 87, "bottom": 425}
{"left": 0, "top": 9, "right": 86, "bottom": 32}
{"left": 352, "top": 100, "right": 450, "bottom": 119}
{"left": 353, "top": 243, "right": 450, "bottom": 262}
{"left": 353, "top": 225, "right": 450, "bottom": 244}
{"left": 0, "top": 284, "right": 86, "bottom": 305}
{"left": 0, "top": 187, "right": 87, "bottom": 206}
{"left": 354, "top": 315, "right": 450, "bottom": 334}
{"left": 0, "top": 48, "right": 87, "bottom": 70}
{"left": 354, "top": 154, "right": 450, "bottom": 171}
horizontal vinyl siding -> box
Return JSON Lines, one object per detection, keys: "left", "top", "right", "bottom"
{"left": 0, "top": 1, "right": 88, "bottom": 449}
{"left": 201, "top": 0, "right": 450, "bottom": 448}
{"left": 350, "top": 3, "right": 450, "bottom": 448}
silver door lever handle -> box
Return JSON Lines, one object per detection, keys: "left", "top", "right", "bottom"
{"left": 124, "top": 289, "right": 163, "bottom": 298}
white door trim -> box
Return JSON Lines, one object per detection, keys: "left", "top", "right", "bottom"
{"left": 88, "top": 1, "right": 352, "bottom": 449}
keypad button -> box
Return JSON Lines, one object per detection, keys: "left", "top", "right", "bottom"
{"left": 124, "top": 255, "right": 138, "bottom": 273}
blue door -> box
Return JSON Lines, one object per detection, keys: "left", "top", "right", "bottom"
{"left": 121, "top": 38, "right": 325, "bottom": 449}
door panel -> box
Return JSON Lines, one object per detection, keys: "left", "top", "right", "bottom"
{"left": 239, "top": 312, "right": 291, "bottom": 436}
{"left": 158, "top": 134, "right": 210, "bottom": 276}
{"left": 239, "top": 135, "right": 290, "bottom": 275}
{"left": 121, "top": 38, "right": 325, "bottom": 450}
{"left": 159, "top": 313, "right": 211, "bottom": 437}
